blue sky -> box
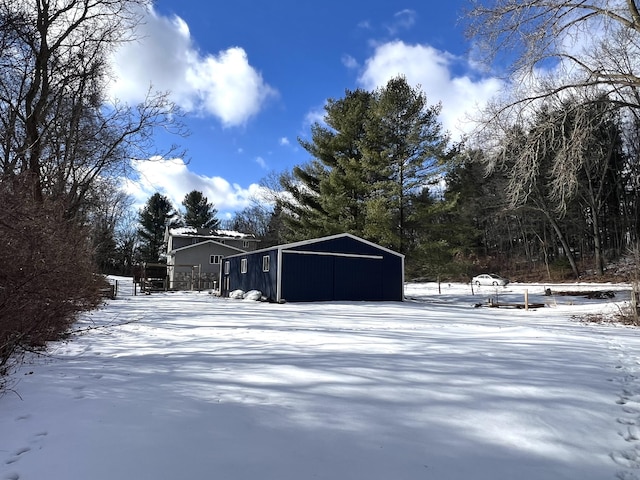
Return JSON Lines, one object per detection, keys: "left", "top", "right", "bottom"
{"left": 110, "top": 1, "right": 504, "bottom": 219}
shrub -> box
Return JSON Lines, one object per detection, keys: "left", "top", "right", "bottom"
{"left": 0, "top": 182, "right": 103, "bottom": 381}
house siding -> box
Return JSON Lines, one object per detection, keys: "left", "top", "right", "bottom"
{"left": 168, "top": 242, "right": 245, "bottom": 290}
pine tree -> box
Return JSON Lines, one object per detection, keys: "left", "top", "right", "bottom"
{"left": 182, "top": 190, "right": 220, "bottom": 229}
{"left": 277, "top": 76, "right": 452, "bottom": 253}
{"left": 138, "top": 193, "right": 178, "bottom": 263}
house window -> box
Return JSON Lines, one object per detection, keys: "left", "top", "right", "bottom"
{"left": 262, "top": 255, "right": 270, "bottom": 272}
{"left": 241, "top": 258, "right": 248, "bottom": 274}
{"left": 224, "top": 261, "right": 230, "bottom": 274}
{"left": 210, "top": 255, "right": 222, "bottom": 264}
{"left": 243, "top": 240, "right": 250, "bottom": 248}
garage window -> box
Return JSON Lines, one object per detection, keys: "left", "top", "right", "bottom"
{"left": 241, "top": 258, "right": 247, "bottom": 274}
{"left": 224, "top": 261, "right": 230, "bottom": 274}
{"left": 210, "top": 255, "right": 222, "bottom": 264}
{"left": 262, "top": 255, "right": 270, "bottom": 272}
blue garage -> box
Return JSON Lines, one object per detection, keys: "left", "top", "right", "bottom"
{"left": 220, "top": 233, "right": 404, "bottom": 302}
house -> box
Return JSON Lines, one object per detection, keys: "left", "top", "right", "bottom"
{"left": 164, "top": 227, "right": 259, "bottom": 290}
{"left": 220, "top": 233, "right": 404, "bottom": 302}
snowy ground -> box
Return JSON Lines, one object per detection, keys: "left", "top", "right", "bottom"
{"left": 1, "top": 279, "right": 639, "bottom": 480}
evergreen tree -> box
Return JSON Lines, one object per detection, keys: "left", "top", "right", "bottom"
{"left": 181, "top": 190, "right": 220, "bottom": 229}
{"left": 278, "top": 76, "right": 452, "bottom": 254}
{"left": 363, "top": 76, "right": 450, "bottom": 252}
{"left": 138, "top": 193, "right": 178, "bottom": 263}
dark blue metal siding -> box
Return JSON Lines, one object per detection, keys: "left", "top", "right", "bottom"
{"left": 333, "top": 256, "right": 383, "bottom": 300}
{"left": 288, "top": 238, "right": 404, "bottom": 300}
{"left": 289, "top": 236, "right": 384, "bottom": 256}
{"left": 280, "top": 254, "right": 334, "bottom": 302}
{"left": 223, "top": 250, "right": 278, "bottom": 301}
{"left": 380, "top": 254, "right": 404, "bottom": 301}
{"left": 280, "top": 251, "right": 400, "bottom": 302}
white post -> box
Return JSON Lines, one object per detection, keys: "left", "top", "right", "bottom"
{"left": 524, "top": 289, "right": 529, "bottom": 311}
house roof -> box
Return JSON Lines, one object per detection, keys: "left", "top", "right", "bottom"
{"left": 169, "top": 239, "right": 247, "bottom": 255}
{"left": 222, "top": 233, "right": 405, "bottom": 259}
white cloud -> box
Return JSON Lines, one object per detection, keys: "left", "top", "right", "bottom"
{"left": 255, "top": 156, "right": 267, "bottom": 169}
{"left": 122, "top": 158, "right": 261, "bottom": 215}
{"left": 279, "top": 137, "right": 290, "bottom": 146}
{"left": 341, "top": 54, "right": 359, "bottom": 70}
{"left": 358, "top": 40, "right": 504, "bottom": 139}
{"left": 386, "top": 9, "right": 417, "bottom": 35}
{"left": 304, "top": 107, "right": 327, "bottom": 128}
{"left": 109, "top": 7, "right": 277, "bottom": 127}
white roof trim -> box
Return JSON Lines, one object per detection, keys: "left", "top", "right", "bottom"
{"left": 170, "top": 239, "right": 246, "bottom": 255}
{"left": 223, "top": 233, "right": 404, "bottom": 259}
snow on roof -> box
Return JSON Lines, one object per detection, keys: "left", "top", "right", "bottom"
{"left": 168, "top": 227, "right": 254, "bottom": 239}
{"left": 170, "top": 227, "right": 199, "bottom": 235}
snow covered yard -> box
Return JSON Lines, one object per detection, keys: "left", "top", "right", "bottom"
{"left": 1, "top": 280, "right": 639, "bottom": 480}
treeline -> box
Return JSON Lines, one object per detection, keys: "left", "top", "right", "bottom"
{"left": 130, "top": 78, "right": 640, "bottom": 282}
{"left": 256, "top": 79, "right": 638, "bottom": 281}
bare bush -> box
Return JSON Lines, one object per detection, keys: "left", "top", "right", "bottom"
{"left": 0, "top": 180, "right": 103, "bottom": 379}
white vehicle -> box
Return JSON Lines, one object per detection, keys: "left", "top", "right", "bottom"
{"left": 472, "top": 273, "right": 509, "bottom": 286}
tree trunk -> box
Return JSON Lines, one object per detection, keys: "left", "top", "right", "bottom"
{"left": 545, "top": 212, "right": 580, "bottom": 279}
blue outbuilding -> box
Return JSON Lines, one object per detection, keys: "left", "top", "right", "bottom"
{"left": 220, "top": 233, "right": 404, "bottom": 302}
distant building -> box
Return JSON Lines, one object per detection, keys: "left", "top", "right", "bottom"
{"left": 164, "top": 227, "right": 259, "bottom": 290}
{"left": 220, "top": 233, "right": 404, "bottom": 302}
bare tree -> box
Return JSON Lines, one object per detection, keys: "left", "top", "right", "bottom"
{"left": 466, "top": 0, "right": 640, "bottom": 110}
{"left": 465, "top": 1, "right": 640, "bottom": 276}
{"left": 0, "top": 0, "right": 185, "bottom": 214}
{"left": 487, "top": 93, "right": 626, "bottom": 277}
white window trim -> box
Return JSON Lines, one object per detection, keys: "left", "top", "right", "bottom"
{"left": 262, "top": 255, "right": 270, "bottom": 272}
{"left": 241, "top": 258, "right": 247, "bottom": 274}
{"left": 224, "top": 261, "right": 230, "bottom": 274}
{"left": 210, "top": 255, "right": 221, "bottom": 264}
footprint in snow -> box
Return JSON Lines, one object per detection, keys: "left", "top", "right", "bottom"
{"left": 4, "top": 447, "right": 30, "bottom": 465}
{"left": 611, "top": 448, "right": 640, "bottom": 469}
{"left": 616, "top": 471, "right": 640, "bottom": 480}
{"left": 3, "top": 472, "right": 20, "bottom": 480}
{"left": 72, "top": 384, "right": 86, "bottom": 400}
{"left": 619, "top": 426, "right": 640, "bottom": 442}
{"left": 618, "top": 417, "right": 640, "bottom": 426}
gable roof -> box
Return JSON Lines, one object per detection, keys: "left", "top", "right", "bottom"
{"left": 169, "top": 239, "right": 246, "bottom": 255}
{"left": 223, "top": 233, "right": 404, "bottom": 259}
